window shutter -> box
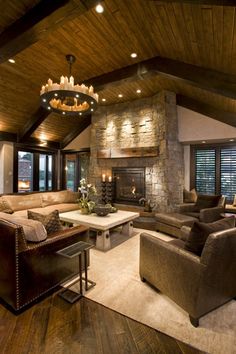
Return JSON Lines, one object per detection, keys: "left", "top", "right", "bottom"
{"left": 195, "top": 149, "right": 216, "bottom": 194}
{"left": 220, "top": 148, "right": 236, "bottom": 203}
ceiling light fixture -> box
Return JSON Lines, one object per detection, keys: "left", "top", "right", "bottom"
{"left": 95, "top": 3, "right": 104, "bottom": 13}
{"left": 40, "top": 54, "right": 98, "bottom": 116}
{"left": 136, "top": 89, "right": 141, "bottom": 93}
{"left": 8, "top": 58, "right": 15, "bottom": 63}
{"left": 102, "top": 98, "right": 106, "bottom": 102}
{"left": 131, "top": 53, "right": 137, "bottom": 58}
{"left": 118, "top": 94, "right": 123, "bottom": 98}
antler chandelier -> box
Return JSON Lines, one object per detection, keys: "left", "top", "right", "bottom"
{"left": 40, "top": 54, "right": 98, "bottom": 116}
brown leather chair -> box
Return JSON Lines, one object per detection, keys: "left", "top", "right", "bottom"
{"left": 178, "top": 195, "right": 225, "bottom": 223}
{"left": 139, "top": 228, "right": 236, "bottom": 327}
{"left": 0, "top": 219, "right": 89, "bottom": 312}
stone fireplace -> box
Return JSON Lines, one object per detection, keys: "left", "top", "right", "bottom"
{"left": 89, "top": 91, "right": 184, "bottom": 212}
{"left": 112, "top": 167, "right": 145, "bottom": 205}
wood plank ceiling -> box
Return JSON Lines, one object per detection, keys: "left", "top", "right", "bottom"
{"left": 0, "top": 0, "right": 236, "bottom": 148}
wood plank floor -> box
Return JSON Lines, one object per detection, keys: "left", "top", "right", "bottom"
{"left": 0, "top": 293, "right": 205, "bottom": 354}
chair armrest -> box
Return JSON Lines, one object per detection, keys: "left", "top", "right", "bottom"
{"left": 178, "top": 203, "right": 196, "bottom": 213}
{"left": 199, "top": 206, "right": 224, "bottom": 223}
{"left": 139, "top": 233, "right": 204, "bottom": 316}
{"left": 180, "top": 225, "right": 191, "bottom": 241}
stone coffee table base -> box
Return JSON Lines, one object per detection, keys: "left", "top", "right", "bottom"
{"left": 96, "top": 221, "right": 134, "bottom": 251}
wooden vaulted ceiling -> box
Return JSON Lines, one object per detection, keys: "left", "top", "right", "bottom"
{"left": 0, "top": 0, "right": 236, "bottom": 149}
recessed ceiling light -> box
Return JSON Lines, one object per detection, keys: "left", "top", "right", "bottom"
{"left": 8, "top": 58, "right": 15, "bottom": 64}
{"left": 95, "top": 3, "right": 104, "bottom": 13}
{"left": 136, "top": 89, "right": 141, "bottom": 94}
{"left": 79, "top": 112, "right": 82, "bottom": 115}
{"left": 91, "top": 108, "right": 94, "bottom": 112}
{"left": 131, "top": 53, "right": 137, "bottom": 58}
{"left": 202, "top": 141, "right": 206, "bottom": 144}
{"left": 76, "top": 94, "right": 79, "bottom": 98}
{"left": 118, "top": 94, "right": 123, "bottom": 98}
{"left": 102, "top": 98, "right": 106, "bottom": 102}
{"left": 62, "top": 111, "right": 65, "bottom": 115}
{"left": 229, "top": 139, "right": 234, "bottom": 142}
{"left": 47, "top": 106, "right": 51, "bottom": 110}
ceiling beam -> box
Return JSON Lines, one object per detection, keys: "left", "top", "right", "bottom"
{"left": 0, "top": 0, "right": 103, "bottom": 63}
{"left": 87, "top": 56, "right": 236, "bottom": 100}
{"left": 177, "top": 94, "right": 236, "bottom": 128}
{"left": 60, "top": 115, "right": 91, "bottom": 149}
{"left": 0, "top": 131, "right": 17, "bottom": 142}
{"left": 18, "top": 106, "right": 50, "bottom": 142}
{"left": 149, "top": 1, "right": 236, "bottom": 6}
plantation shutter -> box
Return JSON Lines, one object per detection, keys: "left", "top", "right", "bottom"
{"left": 220, "top": 148, "right": 236, "bottom": 203}
{"left": 195, "top": 149, "right": 216, "bottom": 194}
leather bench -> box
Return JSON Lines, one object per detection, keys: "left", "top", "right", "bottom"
{"left": 155, "top": 212, "right": 197, "bottom": 238}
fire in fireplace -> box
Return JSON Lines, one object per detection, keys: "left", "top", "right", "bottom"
{"left": 112, "top": 167, "right": 145, "bottom": 205}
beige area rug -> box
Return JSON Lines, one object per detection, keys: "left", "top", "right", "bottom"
{"left": 72, "top": 229, "right": 236, "bottom": 354}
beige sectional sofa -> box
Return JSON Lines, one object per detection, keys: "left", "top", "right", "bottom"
{"left": 0, "top": 190, "right": 80, "bottom": 218}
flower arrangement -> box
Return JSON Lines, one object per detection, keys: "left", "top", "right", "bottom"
{"left": 78, "top": 178, "right": 97, "bottom": 214}
{"left": 139, "top": 197, "right": 156, "bottom": 212}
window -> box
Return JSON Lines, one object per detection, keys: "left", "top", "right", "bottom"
{"left": 15, "top": 148, "right": 56, "bottom": 192}
{"left": 62, "top": 150, "right": 90, "bottom": 191}
{"left": 191, "top": 145, "right": 236, "bottom": 203}
{"left": 195, "top": 149, "right": 216, "bottom": 194}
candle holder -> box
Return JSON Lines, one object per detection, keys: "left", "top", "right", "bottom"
{"left": 100, "top": 180, "right": 113, "bottom": 204}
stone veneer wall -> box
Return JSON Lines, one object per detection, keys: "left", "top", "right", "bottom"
{"left": 89, "top": 91, "right": 184, "bottom": 212}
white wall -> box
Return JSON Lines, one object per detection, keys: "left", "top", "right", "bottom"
{"left": 0, "top": 142, "right": 14, "bottom": 194}
{"left": 178, "top": 106, "right": 236, "bottom": 188}
{"left": 178, "top": 106, "right": 236, "bottom": 143}
{"left": 64, "top": 126, "right": 91, "bottom": 150}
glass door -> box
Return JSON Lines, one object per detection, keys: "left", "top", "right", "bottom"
{"left": 18, "top": 151, "right": 33, "bottom": 192}
{"left": 39, "top": 154, "right": 53, "bottom": 191}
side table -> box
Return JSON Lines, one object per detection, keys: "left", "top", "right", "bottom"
{"left": 57, "top": 241, "right": 96, "bottom": 303}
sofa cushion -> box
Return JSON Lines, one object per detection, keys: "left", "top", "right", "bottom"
{"left": 28, "top": 209, "right": 63, "bottom": 235}
{"left": 185, "top": 217, "right": 235, "bottom": 256}
{"left": 2, "top": 194, "right": 42, "bottom": 212}
{"left": 183, "top": 188, "right": 197, "bottom": 203}
{"left": 41, "top": 191, "right": 75, "bottom": 207}
{"left": 194, "top": 194, "right": 221, "bottom": 212}
{"left": 0, "top": 212, "right": 47, "bottom": 242}
{"left": 0, "top": 197, "right": 13, "bottom": 214}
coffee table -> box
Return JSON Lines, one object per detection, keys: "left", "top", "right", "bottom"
{"left": 60, "top": 210, "right": 139, "bottom": 251}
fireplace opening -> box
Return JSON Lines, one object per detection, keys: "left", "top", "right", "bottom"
{"left": 112, "top": 167, "right": 145, "bottom": 205}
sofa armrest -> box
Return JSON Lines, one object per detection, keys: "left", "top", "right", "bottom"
{"left": 180, "top": 225, "right": 191, "bottom": 241}
{"left": 199, "top": 206, "right": 224, "bottom": 223}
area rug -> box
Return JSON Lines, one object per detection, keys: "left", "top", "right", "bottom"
{"left": 72, "top": 229, "right": 236, "bottom": 354}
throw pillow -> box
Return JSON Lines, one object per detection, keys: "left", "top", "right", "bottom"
{"left": 185, "top": 217, "right": 235, "bottom": 256}
{"left": 233, "top": 195, "right": 236, "bottom": 206}
{"left": 0, "top": 198, "right": 13, "bottom": 214}
{"left": 183, "top": 188, "right": 197, "bottom": 203}
{"left": 194, "top": 194, "right": 221, "bottom": 212}
{"left": 28, "top": 210, "right": 63, "bottom": 235}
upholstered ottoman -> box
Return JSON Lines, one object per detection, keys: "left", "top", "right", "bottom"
{"left": 155, "top": 212, "right": 198, "bottom": 238}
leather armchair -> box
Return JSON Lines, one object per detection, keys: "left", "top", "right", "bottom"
{"left": 139, "top": 228, "right": 236, "bottom": 327}
{"left": 178, "top": 196, "right": 225, "bottom": 223}
{"left": 0, "top": 219, "right": 89, "bottom": 312}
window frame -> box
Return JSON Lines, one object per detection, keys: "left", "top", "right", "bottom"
{"left": 190, "top": 142, "right": 236, "bottom": 202}
{"left": 13, "top": 145, "right": 57, "bottom": 193}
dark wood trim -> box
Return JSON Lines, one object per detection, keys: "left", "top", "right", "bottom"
{"left": 87, "top": 56, "right": 236, "bottom": 101}
{"left": 0, "top": 0, "right": 104, "bottom": 63}
{"left": 150, "top": 0, "right": 236, "bottom": 5}
{"left": 18, "top": 107, "right": 50, "bottom": 142}
{"left": 177, "top": 94, "right": 236, "bottom": 127}
{"left": 60, "top": 115, "right": 91, "bottom": 149}
{"left": 190, "top": 145, "right": 196, "bottom": 190}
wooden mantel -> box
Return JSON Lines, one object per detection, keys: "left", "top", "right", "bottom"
{"left": 97, "top": 146, "right": 159, "bottom": 159}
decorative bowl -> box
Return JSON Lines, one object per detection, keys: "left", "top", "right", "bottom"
{"left": 94, "top": 205, "right": 111, "bottom": 216}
